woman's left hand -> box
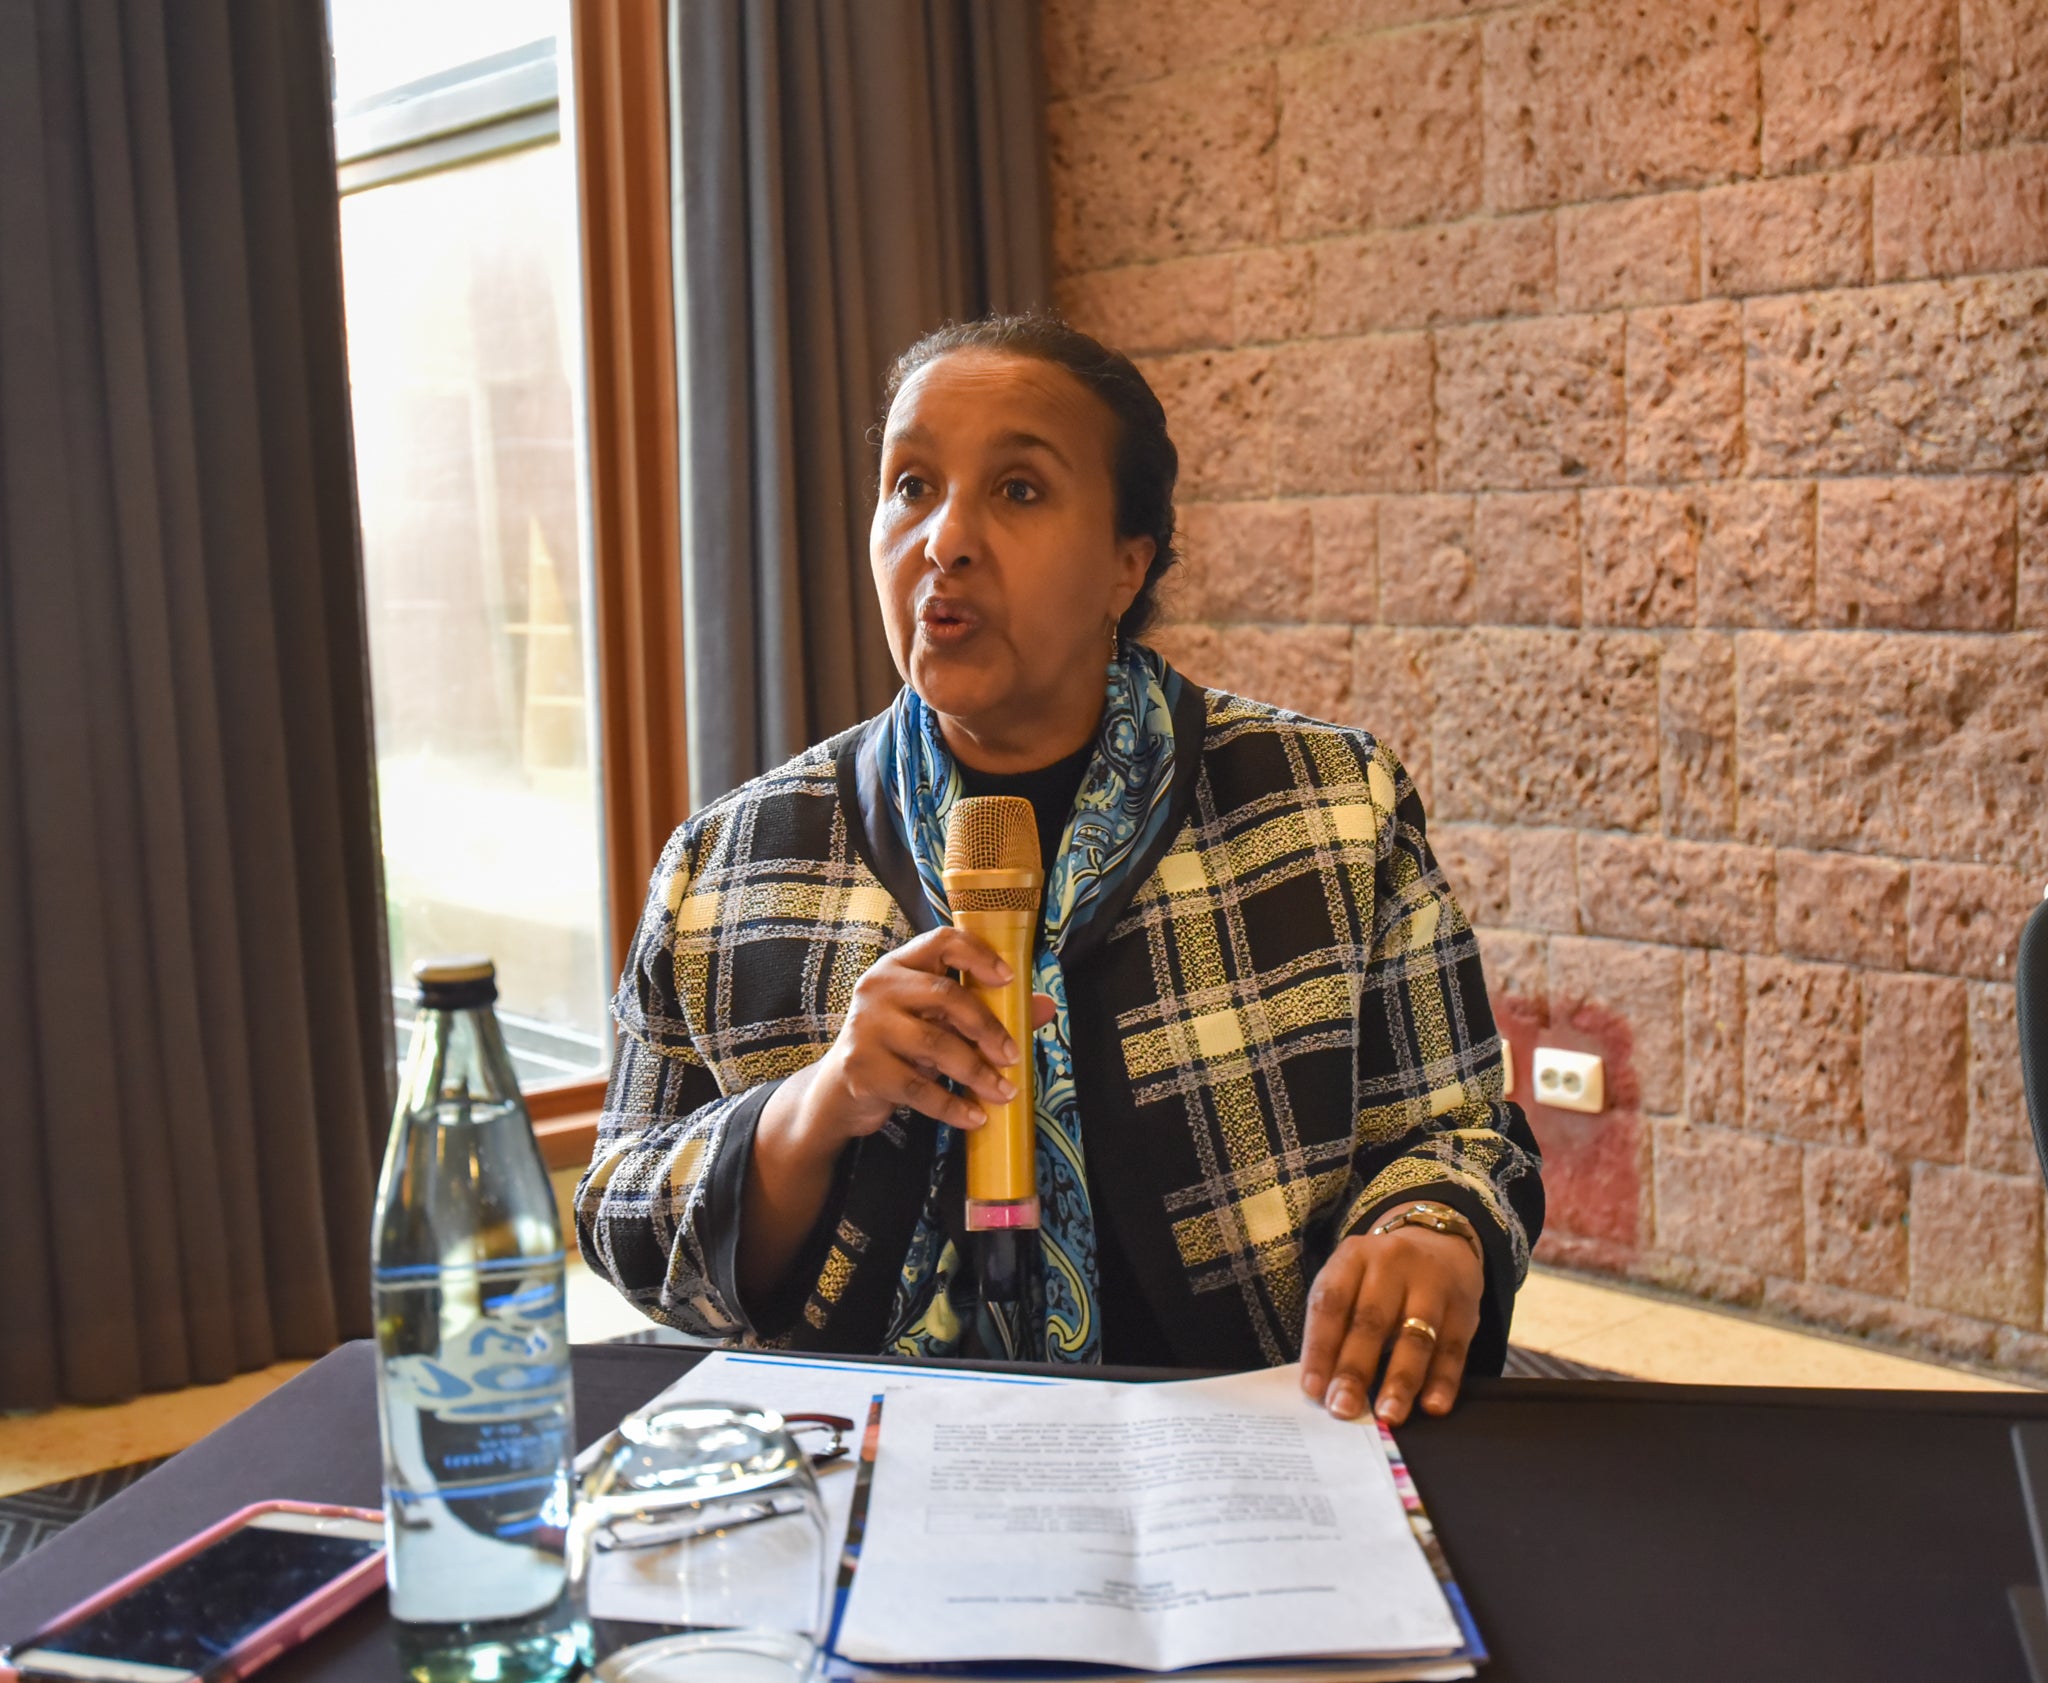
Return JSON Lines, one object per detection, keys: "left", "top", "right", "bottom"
{"left": 1299, "top": 1209, "right": 1485, "bottom": 1426}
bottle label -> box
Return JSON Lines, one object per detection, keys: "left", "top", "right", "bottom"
{"left": 379, "top": 1257, "right": 570, "bottom": 1422}
{"left": 376, "top": 1255, "right": 572, "bottom": 1548}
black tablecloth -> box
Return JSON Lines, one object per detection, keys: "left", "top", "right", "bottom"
{"left": 3, "top": 1342, "right": 2047, "bottom": 1682}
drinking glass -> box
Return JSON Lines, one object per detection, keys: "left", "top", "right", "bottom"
{"left": 569, "top": 1400, "right": 835, "bottom": 1681}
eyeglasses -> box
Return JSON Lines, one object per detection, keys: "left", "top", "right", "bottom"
{"left": 781, "top": 1413, "right": 855, "bottom": 1467}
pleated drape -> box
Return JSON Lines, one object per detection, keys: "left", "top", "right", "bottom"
{"left": 0, "top": 0, "right": 391, "bottom": 1408}
{"left": 672, "top": 0, "right": 1053, "bottom": 806}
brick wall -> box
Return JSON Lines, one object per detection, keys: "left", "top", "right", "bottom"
{"left": 1044, "top": 0, "right": 2048, "bottom": 1373}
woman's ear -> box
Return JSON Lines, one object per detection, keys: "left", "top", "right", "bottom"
{"left": 1109, "top": 534, "right": 1155, "bottom": 622}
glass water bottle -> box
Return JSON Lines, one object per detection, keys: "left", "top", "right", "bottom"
{"left": 371, "top": 957, "right": 584, "bottom": 1683}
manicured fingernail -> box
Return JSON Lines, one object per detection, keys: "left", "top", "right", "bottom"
{"left": 1325, "top": 1381, "right": 1360, "bottom": 1418}
{"left": 1301, "top": 1370, "right": 1325, "bottom": 1396}
{"left": 994, "top": 960, "right": 1014, "bottom": 983}
{"left": 997, "top": 1077, "right": 1018, "bottom": 1100}
{"left": 1001, "top": 1038, "right": 1020, "bottom": 1064}
{"left": 1376, "top": 1394, "right": 1404, "bottom": 1423}
{"left": 1424, "top": 1389, "right": 1452, "bottom": 1414}
{"left": 966, "top": 1108, "right": 987, "bottom": 1127}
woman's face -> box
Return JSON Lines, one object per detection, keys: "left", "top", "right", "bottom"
{"left": 870, "top": 349, "right": 1153, "bottom": 769}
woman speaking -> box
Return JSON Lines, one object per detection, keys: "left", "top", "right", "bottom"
{"left": 577, "top": 314, "right": 1543, "bottom": 1427}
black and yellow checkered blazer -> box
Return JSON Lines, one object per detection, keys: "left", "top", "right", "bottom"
{"left": 576, "top": 678, "right": 1544, "bottom": 1372}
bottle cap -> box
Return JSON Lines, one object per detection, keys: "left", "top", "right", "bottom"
{"left": 412, "top": 955, "right": 497, "bottom": 1009}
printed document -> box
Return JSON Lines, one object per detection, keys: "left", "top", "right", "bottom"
{"left": 834, "top": 1365, "right": 1462, "bottom": 1672}
{"left": 582, "top": 1350, "right": 1065, "bottom": 1627}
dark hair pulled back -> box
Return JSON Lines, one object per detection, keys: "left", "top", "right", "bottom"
{"left": 881, "top": 310, "right": 1181, "bottom": 644}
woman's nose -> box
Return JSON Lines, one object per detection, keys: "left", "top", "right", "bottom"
{"left": 924, "top": 495, "right": 982, "bottom": 570}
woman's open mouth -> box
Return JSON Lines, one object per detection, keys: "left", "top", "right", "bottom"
{"left": 916, "top": 595, "right": 983, "bottom": 646}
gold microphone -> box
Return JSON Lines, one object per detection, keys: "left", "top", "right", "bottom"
{"left": 942, "top": 796, "right": 1042, "bottom": 1232}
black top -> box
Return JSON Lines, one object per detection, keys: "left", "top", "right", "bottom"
{"left": 956, "top": 743, "right": 1177, "bottom": 1368}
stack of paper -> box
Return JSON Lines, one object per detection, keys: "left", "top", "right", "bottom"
{"left": 604, "top": 1352, "right": 1483, "bottom": 1682}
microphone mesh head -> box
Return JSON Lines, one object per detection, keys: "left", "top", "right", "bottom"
{"left": 944, "top": 797, "right": 1041, "bottom": 912}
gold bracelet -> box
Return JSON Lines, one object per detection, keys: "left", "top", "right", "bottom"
{"left": 1369, "top": 1200, "right": 1483, "bottom": 1264}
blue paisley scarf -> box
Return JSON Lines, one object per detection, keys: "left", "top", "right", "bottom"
{"left": 873, "top": 642, "right": 1184, "bottom": 1364}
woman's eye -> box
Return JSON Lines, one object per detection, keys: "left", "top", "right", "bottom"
{"left": 893, "top": 474, "right": 928, "bottom": 501}
{"left": 1001, "top": 478, "right": 1039, "bottom": 504}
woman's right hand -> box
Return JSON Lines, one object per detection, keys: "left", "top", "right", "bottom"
{"left": 740, "top": 931, "right": 1051, "bottom": 1298}
{"left": 800, "top": 927, "right": 1049, "bottom": 1142}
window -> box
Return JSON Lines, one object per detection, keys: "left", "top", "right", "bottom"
{"left": 331, "top": 3, "right": 606, "bottom": 1091}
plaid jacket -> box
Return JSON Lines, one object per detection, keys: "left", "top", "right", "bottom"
{"left": 575, "top": 681, "right": 1544, "bottom": 1372}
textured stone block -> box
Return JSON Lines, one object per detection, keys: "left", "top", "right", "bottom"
{"left": 1353, "top": 0, "right": 1495, "bottom": 25}
{"left": 1816, "top": 477, "right": 2017, "bottom": 631}
{"left": 1173, "top": 502, "right": 1314, "bottom": 623}
{"left": 1862, "top": 972, "right": 1969, "bottom": 1162}
{"left": 1620, "top": 1249, "right": 1764, "bottom": 1307}
{"left": 1139, "top": 348, "right": 1275, "bottom": 501}
{"left": 1308, "top": 497, "right": 1378, "bottom": 622}
{"left": 1759, "top": 0, "right": 1960, "bottom": 172}
{"left": 1379, "top": 496, "right": 1475, "bottom": 625}
{"left": 1875, "top": 147, "right": 2048, "bottom": 283}
{"left": 1279, "top": 25, "right": 1482, "bottom": 238}
{"left": 1048, "top": 64, "right": 1279, "bottom": 272}
{"left": 1482, "top": 0, "right": 1760, "bottom": 211}
{"left": 1804, "top": 1146, "right": 1910, "bottom": 1298}
{"left": 1556, "top": 193, "right": 1699, "bottom": 312}
{"left": 1478, "top": 927, "right": 1550, "bottom": 1003}
{"left": 2024, "top": 476, "right": 2048, "bottom": 629}
{"left": 1660, "top": 631, "right": 1737, "bottom": 840}
{"left": 1577, "top": 834, "right": 1777, "bottom": 952}
{"left": 1654, "top": 1123, "right": 1805, "bottom": 1275}
{"left": 1735, "top": 632, "right": 2048, "bottom": 871}
{"left": 1550, "top": 937, "right": 1685, "bottom": 1113}
{"left": 1908, "top": 861, "right": 2044, "bottom": 981}
{"left": 1530, "top": 1108, "right": 1646, "bottom": 1247}
{"left": 1684, "top": 948, "right": 1745, "bottom": 1126}
{"left": 1766, "top": 1276, "right": 2003, "bottom": 1364}
{"left": 1962, "top": 0, "right": 2048, "bottom": 148}
{"left": 1057, "top": 248, "right": 1313, "bottom": 357}
{"left": 1272, "top": 336, "right": 1434, "bottom": 495}
{"left": 1156, "top": 623, "right": 1354, "bottom": 722}
{"left": 1432, "top": 630, "right": 1661, "bottom": 829}
{"left": 1473, "top": 493, "right": 1580, "bottom": 625}
{"left": 1626, "top": 302, "right": 1745, "bottom": 484}
{"left": 1774, "top": 849, "right": 1910, "bottom": 968}
{"left": 1745, "top": 275, "right": 2048, "bottom": 476}
{"left": 1700, "top": 173, "right": 1872, "bottom": 297}
{"left": 1510, "top": 827, "right": 1579, "bottom": 933}
{"left": 1580, "top": 488, "right": 1699, "bottom": 627}
{"left": 1695, "top": 480, "right": 1817, "bottom": 628}
{"left": 1745, "top": 956, "right": 1863, "bottom": 1145}
{"left": 1436, "top": 315, "right": 1626, "bottom": 491}
{"left": 1969, "top": 982, "right": 2034, "bottom": 1176}
{"left": 1350, "top": 627, "right": 1440, "bottom": 799}
{"left": 1145, "top": 626, "right": 1226, "bottom": 691}
{"left": 1996, "top": 1327, "right": 2048, "bottom": 1382}
{"left": 1434, "top": 823, "right": 1512, "bottom": 926}
{"left": 1041, "top": 0, "right": 1300, "bottom": 97}
{"left": 1909, "top": 1164, "right": 2044, "bottom": 1324}
{"left": 1311, "top": 216, "right": 1554, "bottom": 336}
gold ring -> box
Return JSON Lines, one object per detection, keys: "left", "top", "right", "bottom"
{"left": 1400, "top": 1316, "right": 1439, "bottom": 1344}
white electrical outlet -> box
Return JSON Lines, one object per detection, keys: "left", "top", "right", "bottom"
{"left": 1532, "top": 1046, "right": 1604, "bottom": 1114}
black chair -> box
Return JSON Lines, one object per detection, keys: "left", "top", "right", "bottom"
{"left": 2025, "top": 890, "right": 2048, "bottom": 1186}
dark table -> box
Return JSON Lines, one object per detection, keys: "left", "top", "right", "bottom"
{"left": 3, "top": 1342, "right": 2046, "bottom": 1682}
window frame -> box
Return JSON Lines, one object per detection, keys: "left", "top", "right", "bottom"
{"left": 334, "top": 7, "right": 686, "bottom": 1170}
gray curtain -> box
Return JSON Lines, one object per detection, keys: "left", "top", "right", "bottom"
{"left": 673, "top": 0, "right": 1052, "bottom": 805}
{"left": 0, "top": 0, "right": 391, "bottom": 1408}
